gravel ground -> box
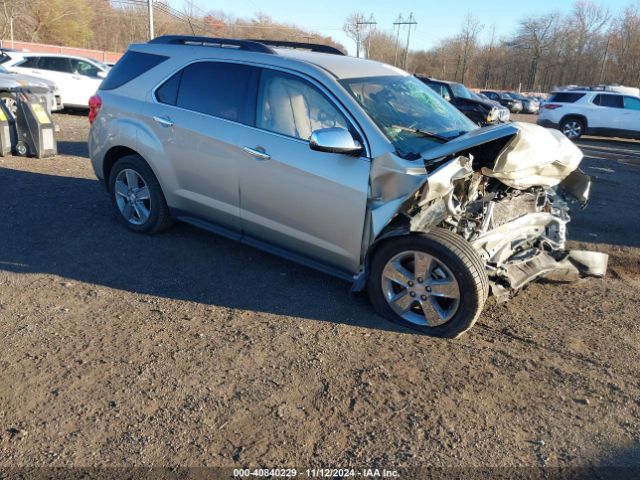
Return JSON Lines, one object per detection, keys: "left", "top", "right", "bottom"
{"left": 0, "top": 113, "right": 639, "bottom": 471}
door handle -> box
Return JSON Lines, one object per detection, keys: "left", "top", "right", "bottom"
{"left": 242, "top": 146, "right": 271, "bottom": 160}
{"left": 153, "top": 115, "right": 174, "bottom": 127}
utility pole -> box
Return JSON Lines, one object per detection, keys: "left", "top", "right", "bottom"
{"left": 356, "top": 14, "right": 377, "bottom": 59}
{"left": 10, "top": 16, "right": 13, "bottom": 49}
{"left": 147, "top": 0, "right": 154, "bottom": 40}
{"left": 401, "top": 13, "right": 417, "bottom": 70}
{"left": 393, "top": 14, "right": 404, "bottom": 67}
{"left": 599, "top": 35, "right": 610, "bottom": 84}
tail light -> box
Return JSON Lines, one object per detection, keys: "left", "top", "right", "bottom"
{"left": 88, "top": 94, "right": 102, "bottom": 124}
{"left": 543, "top": 103, "right": 563, "bottom": 110}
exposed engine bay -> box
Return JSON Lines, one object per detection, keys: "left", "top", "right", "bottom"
{"left": 358, "top": 122, "right": 608, "bottom": 299}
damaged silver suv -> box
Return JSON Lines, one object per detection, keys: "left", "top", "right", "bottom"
{"left": 89, "top": 36, "right": 608, "bottom": 338}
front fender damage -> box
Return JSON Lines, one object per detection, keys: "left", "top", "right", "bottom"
{"left": 354, "top": 122, "right": 608, "bottom": 298}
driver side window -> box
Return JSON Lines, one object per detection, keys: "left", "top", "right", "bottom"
{"left": 257, "top": 69, "right": 348, "bottom": 140}
{"left": 71, "top": 59, "right": 100, "bottom": 78}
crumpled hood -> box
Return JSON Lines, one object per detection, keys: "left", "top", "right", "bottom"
{"left": 421, "top": 122, "right": 583, "bottom": 189}
{"left": 367, "top": 122, "right": 585, "bottom": 240}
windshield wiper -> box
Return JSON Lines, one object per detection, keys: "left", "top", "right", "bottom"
{"left": 391, "top": 125, "right": 453, "bottom": 143}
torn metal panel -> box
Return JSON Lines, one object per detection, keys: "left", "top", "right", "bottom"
{"left": 361, "top": 120, "right": 607, "bottom": 299}
{"left": 367, "top": 152, "right": 428, "bottom": 237}
{"left": 480, "top": 123, "right": 584, "bottom": 189}
{"left": 368, "top": 153, "right": 475, "bottom": 238}
{"left": 558, "top": 169, "right": 591, "bottom": 206}
{"left": 567, "top": 250, "right": 608, "bottom": 277}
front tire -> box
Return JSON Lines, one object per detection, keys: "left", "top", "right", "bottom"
{"left": 368, "top": 229, "right": 489, "bottom": 338}
{"left": 108, "top": 154, "right": 173, "bottom": 233}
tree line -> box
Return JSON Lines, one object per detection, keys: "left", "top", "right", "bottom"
{"left": 0, "top": 0, "right": 343, "bottom": 54}
{"left": 347, "top": 1, "right": 640, "bottom": 92}
{"left": 3, "top": 0, "right": 639, "bottom": 92}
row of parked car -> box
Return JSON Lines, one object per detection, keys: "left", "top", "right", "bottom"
{"left": 0, "top": 48, "right": 110, "bottom": 113}
{"left": 417, "top": 77, "right": 542, "bottom": 128}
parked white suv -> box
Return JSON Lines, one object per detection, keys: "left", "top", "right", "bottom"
{"left": 538, "top": 90, "right": 640, "bottom": 140}
{"left": 0, "top": 52, "right": 109, "bottom": 108}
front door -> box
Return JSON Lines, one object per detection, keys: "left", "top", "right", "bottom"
{"left": 622, "top": 96, "right": 640, "bottom": 135}
{"left": 238, "top": 68, "right": 370, "bottom": 274}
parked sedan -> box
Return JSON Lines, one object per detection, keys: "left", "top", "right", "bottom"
{"left": 472, "top": 91, "right": 510, "bottom": 122}
{"left": 509, "top": 92, "right": 540, "bottom": 114}
{"left": 480, "top": 91, "right": 523, "bottom": 113}
{"left": 0, "top": 64, "right": 63, "bottom": 114}
{"left": 419, "top": 77, "right": 505, "bottom": 126}
{"left": 0, "top": 52, "right": 109, "bottom": 108}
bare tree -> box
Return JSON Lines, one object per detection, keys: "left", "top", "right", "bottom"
{"left": 343, "top": 12, "right": 366, "bottom": 58}
{"left": 458, "top": 14, "right": 483, "bottom": 84}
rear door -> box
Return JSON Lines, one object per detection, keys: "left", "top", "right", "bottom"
{"left": 237, "top": 68, "right": 370, "bottom": 274}
{"left": 591, "top": 94, "right": 623, "bottom": 130}
{"left": 144, "top": 61, "right": 260, "bottom": 235}
{"left": 24, "top": 56, "right": 78, "bottom": 105}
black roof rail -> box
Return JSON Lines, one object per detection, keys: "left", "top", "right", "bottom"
{"left": 247, "top": 39, "right": 345, "bottom": 56}
{"left": 148, "top": 35, "right": 275, "bottom": 54}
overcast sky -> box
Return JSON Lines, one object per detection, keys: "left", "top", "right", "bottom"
{"left": 172, "top": 0, "right": 634, "bottom": 54}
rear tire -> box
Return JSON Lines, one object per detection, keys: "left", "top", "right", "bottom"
{"left": 560, "top": 117, "right": 585, "bottom": 140}
{"left": 367, "top": 229, "right": 489, "bottom": 338}
{"left": 108, "top": 154, "right": 173, "bottom": 234}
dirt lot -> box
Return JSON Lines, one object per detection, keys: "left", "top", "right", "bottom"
{"left": 1, "top": 112, "right": 639, "bottom": 472}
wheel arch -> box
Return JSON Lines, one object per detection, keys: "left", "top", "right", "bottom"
{"left": 353, "top": 216, "right": 412, "bottom": 292}
{"left": 559, "top": 113, "right": 588, "bottom": 130}
{"left": 103, "top": 146, "right": 143, "bottom": 190}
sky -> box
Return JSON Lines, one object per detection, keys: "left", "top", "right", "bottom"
{"left": 172, "top": 0, "right": 635, "bottom": 55}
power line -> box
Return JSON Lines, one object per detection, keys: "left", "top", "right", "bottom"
{"left": 356, "top": 14, "right": 376, "bottom": 59}
{"left": 393, "top": 12, "right": 417, "bottom": 68}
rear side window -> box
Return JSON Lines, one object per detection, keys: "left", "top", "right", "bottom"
{"left": 593, "top": 94, "right": 623, "bottom": 108}
{"left": 101, "top": 51, "right": 168, "bottom": 91}
{"left": 39, "top": 57, "right": 71, "bottom": 73}
{"left": 547, "top": 92, "right": 585, "bottom": 103}
{"left": 19, "top": 57, "right": 41, "bottom": 69}
{"left": 175, "top": 62, "right": 258, "bottom": 124}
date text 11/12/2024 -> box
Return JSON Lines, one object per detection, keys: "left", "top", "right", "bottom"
{"left": 233, "top": 468, "right": 400, "bottom": 478}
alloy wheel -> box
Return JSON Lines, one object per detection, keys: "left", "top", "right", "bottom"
{"left": 114, "top": 169, "right": 151, "bottom": 225}
{"left": 381, "top": 250, "right": 461, "bottom": 327}
{"left": 562, "top": 120, "right": 582, "bottom": 139}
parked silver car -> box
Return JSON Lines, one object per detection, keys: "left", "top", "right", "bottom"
{"left": 0, "top": 63, "right": 63, "bottom": 113}
{"left": 89, "top": 36, "right": 607, "bottom": 338}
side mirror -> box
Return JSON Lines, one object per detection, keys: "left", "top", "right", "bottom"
{"left": 309, "top": 127, "right": 362, "bottom": 155}
{"left": 97, "top": 71, "right": 107, "bottom": 79}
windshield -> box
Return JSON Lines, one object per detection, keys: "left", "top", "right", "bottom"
{"left": 449, "top": 82, "right": 474, "bottom": 100}
{"left": 341, "top": 75, "right": 477, "bottom": 159}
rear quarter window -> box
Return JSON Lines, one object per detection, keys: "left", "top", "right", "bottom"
{"left": 593, "top": 94, "right": 623, "bottom": 108}
{"left": 547, "top": 92, "right": 586, "bottom": 103}
{"left": 101, "top": 51, "right": 168, "bottom": 91}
